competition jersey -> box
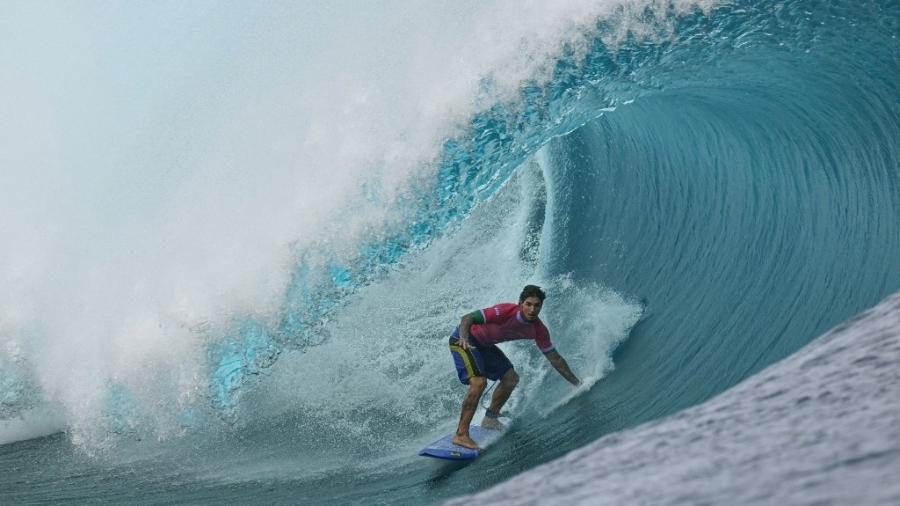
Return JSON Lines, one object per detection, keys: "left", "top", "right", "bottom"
{"left": 468, "top": 302, "right": 554, "bottom": 353}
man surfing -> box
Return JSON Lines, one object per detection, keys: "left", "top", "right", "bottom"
{"left": 449, "top": 285, "right": 581, "bottom": 450}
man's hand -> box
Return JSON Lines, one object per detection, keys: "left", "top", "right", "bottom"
{"left": 458, "top": 312, "right": 479, "bottom": 350}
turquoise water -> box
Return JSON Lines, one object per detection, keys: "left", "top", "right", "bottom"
{"left": 1, "top": 0, "right": 898, "bottom": 504}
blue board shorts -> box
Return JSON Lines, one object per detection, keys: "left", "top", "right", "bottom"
{"left": 448, "top": 333, "right": 513, "bottom": 384}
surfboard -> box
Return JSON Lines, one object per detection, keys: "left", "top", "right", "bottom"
{"left": 418, "top": 425, "right": 505, "bottom": 460}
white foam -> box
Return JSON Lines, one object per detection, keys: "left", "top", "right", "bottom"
{"left": 0, "top": 0, "right": 715, "bottom": 444}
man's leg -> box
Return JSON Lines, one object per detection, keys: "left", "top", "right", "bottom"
{"left": 482, "top": 369, "right": 519, "bottom": 429}
{"left": 452, "top": 376, "right": 486, "bottom": 449}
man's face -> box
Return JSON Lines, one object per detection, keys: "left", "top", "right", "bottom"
{"left": 519, "top": 296, "right": 543, "bottom": 321}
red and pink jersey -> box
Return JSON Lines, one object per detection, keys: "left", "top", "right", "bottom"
{"left": 470, "top": 302, "right": 554, "bottom": 353}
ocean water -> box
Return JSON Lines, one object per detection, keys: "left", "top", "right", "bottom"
{"left": 448, "top": 293, "right": 900, "bottom": 506}
{"left": 1, "top": 0, "right": 898, "bottom": 504}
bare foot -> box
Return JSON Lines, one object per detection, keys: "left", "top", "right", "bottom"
{"left": 451, "top": 434, "right": 481, "bottom": 450}
{"left": 481, "top": 416, "right": 505, "bottom": 431}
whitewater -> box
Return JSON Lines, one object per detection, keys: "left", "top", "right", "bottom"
{"left": 1, "top": 0, "right": 898, "bottom": 504}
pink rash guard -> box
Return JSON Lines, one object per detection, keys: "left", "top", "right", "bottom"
{"left": 469, "top": 303, "right": 554, "bottom": 353}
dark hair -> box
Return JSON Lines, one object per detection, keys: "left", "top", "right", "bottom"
{"left": 519, "top": 284, "right": 546, "bottom": 303}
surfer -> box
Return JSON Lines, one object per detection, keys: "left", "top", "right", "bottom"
{"left": 449, "top": 285, "right": 581, "bottom": 450}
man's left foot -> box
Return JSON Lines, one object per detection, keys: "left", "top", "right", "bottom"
{"left": 452, "top": 434, "right": 481, "bottom": 450}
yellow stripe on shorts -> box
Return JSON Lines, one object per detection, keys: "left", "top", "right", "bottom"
{"left": 450, "top": 343, "right": 478, "bottom": 378}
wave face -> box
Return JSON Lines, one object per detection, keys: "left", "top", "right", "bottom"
{"left": 449, "top": 293, "right": 900, "bottom": 506}
{"left": 1, "top": 0, "right": 899, "bottom": 504}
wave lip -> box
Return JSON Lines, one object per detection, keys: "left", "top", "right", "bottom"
{"left": 447, "top": 291, "right": 900, "bottom": 506}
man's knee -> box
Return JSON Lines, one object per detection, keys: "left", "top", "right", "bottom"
{"left": 502, "top": 370, "right": 519, "bottom": 387}
{"left": 468, "top": 376, "right": 487, "bottom": 392}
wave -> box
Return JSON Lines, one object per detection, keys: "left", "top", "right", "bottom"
{"left": 0, "top": 0, "right": 898, "bottom": 504}
{"left": 448, "top": 292, "right": 900, "bottom": 505}
{"left": 0, "top": 0, "right": 710, "bottom": 444}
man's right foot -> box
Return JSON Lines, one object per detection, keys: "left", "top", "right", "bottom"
{"left": 451, "top": 435, "right": 481, "bottom": 450}
{"left": 481, "top": 415, "right": 506, "bottom": 431}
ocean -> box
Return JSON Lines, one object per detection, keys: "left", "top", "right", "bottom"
{"left": 1, "top": 1, "right": 898, "bottom": 504}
